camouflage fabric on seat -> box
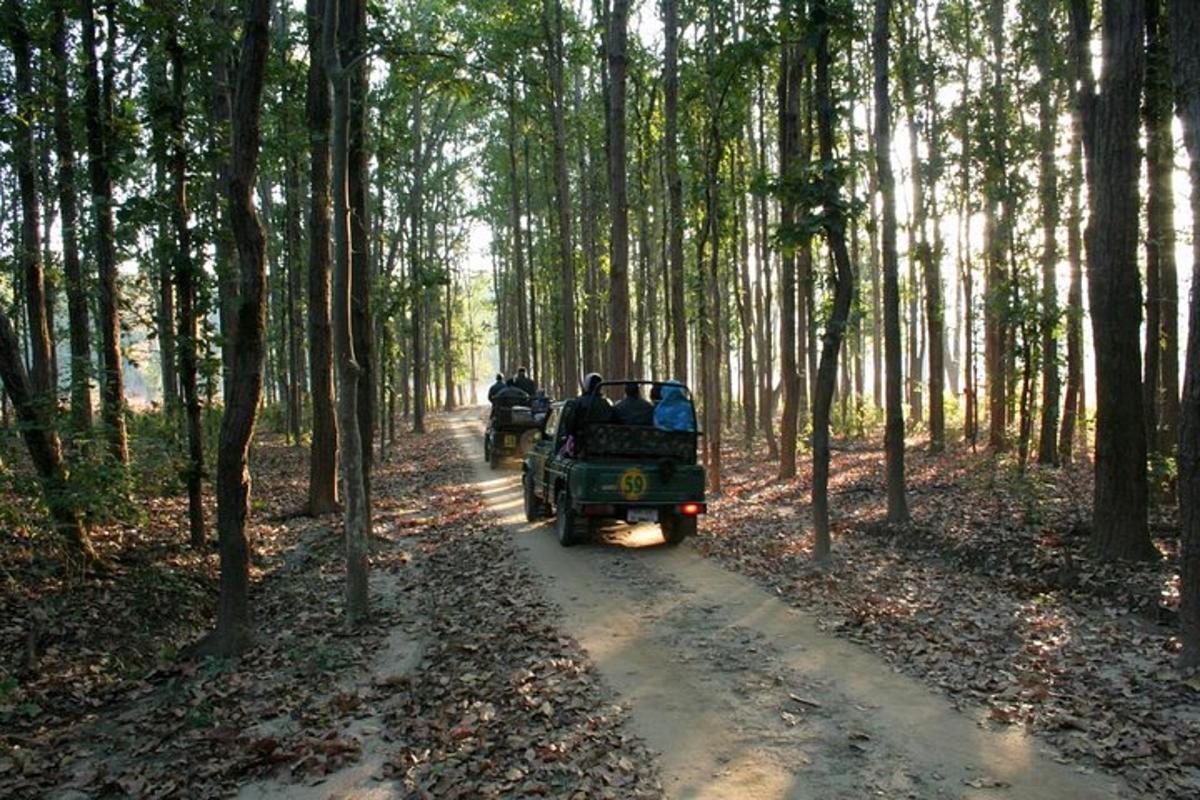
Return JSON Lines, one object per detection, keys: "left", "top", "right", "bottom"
{"left": 582, "top": 423, "right": 696, "bottom": 462}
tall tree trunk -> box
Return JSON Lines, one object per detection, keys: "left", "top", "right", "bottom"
{"left": 410, "top": 92, "right": 426, "bottom": 433}
{"left": 1070, "top": 0, "right": 1154, "bottom": 561}
{"left": 1035, "top": 0, "right": 1060, "bottom": 465}
{"left": 984, "top": 0, "right": 1008, "bottom": 452}
{"left": 209, "top": 0, "right": 238, "bottom": 399}
{"left": 663, "top": 0, "right": 686, "bottom": 382}
{"left": 544, "top": 0, "right": 578, "bottom": 393}
{"left": 306, "top": 0, "right": 338, "bottom": 515}
{"left": 811, "top": 0, "right": 856, "bottom": 562}
{"left": 343, "top": 0, "right": 372, "bottom": 521}
{"left": 958, "top": 9, "right": 977, "bottom": 445}
{"left": 1173, "top": 0, "right": 1200, "bottom": 669}
{"left": 898, "top": 18, "right": 925, "bottom": 429}
{"left": 5, "top": 0, "right": 54, "bottom": 401}
{"left": 607, "top": 0, "right": 631, "bottom": 379}
{"left": 778, "top": 36, "right": 802, "bottom": 481}
{"left": 875, "top": 0, "right": 908, "bottom": 523}
{"left": 1144, "top": 0, "right": 1176, "bottom": 459}
{"left": 326, "top": 0, "right": 370, "bottom": 625}
{"left": 168, "top": 25, "right": 206, "bottom": 548}
{"left": 1058, "top": 108, "right": 1085, "bottom": 465}
{"left": 736, "top": 136, "right": 756, "bottom": 446}
{"left": 51, "top": 1, "right": 93, "bottom": 434}
{"left": 505, "top": 78, "right": 530, "bottom": 372}
{"left": 204, "top": 0, "right": 271, "bottom": 657}
{"left": 751, "top": 76, "right": 777, "bottom": 456}
{"left": 916, "top": 6, "right": 944, "bottom": 452}
{"left": 82, "top": 0, "right": 128, "bottom": 463}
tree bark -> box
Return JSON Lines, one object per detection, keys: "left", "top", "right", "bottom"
{"left": 662, "top": 0, "right": 686, "bottom": 382}
{"left": 1059, "top": 20, "right": 1086, "bottom": 465}
{"left": 168, "top": 24, "right": 206, "bottom": 548}
{"left": 326, "top": 0, "right": 370, "bottom": 625}
{"left": 875, "top": 0, "right": 908, "bottom": 522}
{"left": 51, "top": 1, "right": 93, "bottom": 434}
{"left": 544, "top": 0, "right": 578, "bottom": 394}
{"left": 1173, "top": 0, "right": 1200, "bottom": 669}
{"left": 410, "top": 91, "right": 426, "bottom": 433}
{"left": 505, "top": 78, "right": 530, "bottom": 373}
{"left": 1035, "top": 0, "right": 1060, "bottom": 465}
{"left": 607, "top": 0, "right": 631, "bottom": 379}
{"left": 343, "top": 0, "right": 373, "bottom": 520}
{"left": 82, "top": 0, "right": 128, "bottom": 463}
{"left": 1070, "top": 0, "right": 1154, "bottom": 561}
{"left": 5, "top": 0, "right": 54, "bottom": 402}
{"left": 778, "top": 35, "right": 802, "bottom": 481}
{"left": 811, "top": 0, "right": 856, "bottom": 562}
{"left": 306, "top": 0, "right": 338, "bottom": 515}
{"left": 1144, "top": 0, "right": 1176, "bottom": 459}
{"left": 983, "top": 0, "right": 1008, "bottom": 452}
{"left": 203, "top": 0, "right": 272, "bottom": 657}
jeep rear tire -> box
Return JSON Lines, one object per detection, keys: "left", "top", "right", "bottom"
{"left": 661, "top": 513, "right": 696, "bottom": 546}
{"left": 524, "top": 473, "right": 547, "bottom": 521}
{"left": 555, "top": 490, "right": 583, "bottom": 547}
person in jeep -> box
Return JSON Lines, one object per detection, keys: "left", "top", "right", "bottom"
{"left": 490, "top": 380, "right": 530, "bottom": 420}
{"left": 562, "top": 372, "right": 611, "bottom": 439}
{"left": 613, "top": 381, "right": 654, "bottom": 426}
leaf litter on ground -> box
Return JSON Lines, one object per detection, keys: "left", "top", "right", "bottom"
{"left": 698, "top": 435, "right": 1198, "bottom": 800}
{"left": 0, "top": 417, "right": 660, "bottom": 799}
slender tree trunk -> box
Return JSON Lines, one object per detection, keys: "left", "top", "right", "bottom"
{"left": 306, "top": 0, "right": 338, "bottom": 514}
{"left": 410, "top": 92, "right": 426, "bottom": 433}
{"left": 5, "top": 0, "right": 54, "bottom": 402}
{"left": 203, "top": 0, "right": 271, "bottom": 657}
{"left": 958, "top": 11, "right": 977, "bottom": 445}
{"left": 811, "top": 0, "right": 856, "bottom": 562}
{"left": 343, "top": 0, "right": 372, "bottom": 520}
{"left": 1144, "top": 0, "right": 1176, "bottom": 459}
{"left": 1035, "top": 0, "right": 1060, "bottom": 465}
{"left": 326, "top": 0, "right": 370, "bottom": 625}
{"left": 209, "top": 0, "right": 238, "bottom": 399}
{"left": 984, "top": 0, "right": 1008, "bottom": 452}
{"left": 607, "top": 0, "right": 631, "bottom": 379}
{"left": 661, "top": 0, "right": 686, "bottom": 382}
{"left": 875, "top": 0, "right": 908, "bottom": 523}
{"left": 1070, "top": 0, "right": 1154, "bottom": 561}
{"left": 1173, "top": 0, "right": 1200, "bottom": 669}
{"left": 544, "top": 0, "right": 578, "bottom": 393}
{"left": 1058, "top": 98, "right": 1085, "bottom": 465}
{"left": 51, "top": 2, "right": 93, "bottom": 434}
{"left": 751, "top": 76, "right": 777, "bottom": 456}
{"left": 82, "top": 0, "right": 128, "bottom": 463}
{"left": 778, "top": 37, "right": 802, "bottom": 481}
{"left": 898, "top": 18, "right": 925, "bottom": 429}
{"left": 168, "top": 26, "right": 206, "bottom": 548}
{"left": 733, "top": 134, "right": 756, "bottom": 445}
{"left": 505, "top": 78, "right": 530, "bottom": 372}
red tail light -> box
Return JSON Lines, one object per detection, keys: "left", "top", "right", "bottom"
{"left": 679, "top": 503, "right": 704, "bottom": 516}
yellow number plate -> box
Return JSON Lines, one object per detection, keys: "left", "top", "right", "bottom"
{"left": 619, "top": 468, "right": 648, "bottom": 501}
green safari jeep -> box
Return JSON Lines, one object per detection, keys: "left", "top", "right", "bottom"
{"left": 521, "top": 380, "right": 707, "bottom": 546}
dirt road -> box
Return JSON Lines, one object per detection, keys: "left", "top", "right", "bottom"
{"left": 451, "top": 410, "right": 1128, "bottom": 800}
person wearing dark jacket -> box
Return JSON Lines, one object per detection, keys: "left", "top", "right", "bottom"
{"left": 563, "top": 372, "right": 611, "bottom": 437}
{"left": 487, "top": 373, "right": 506, "bottom": 401}
{"left": 513, "top": 367, "right": 536, "bottom": 396}
{"left": 613, "top": 382, "right": 654, "bottom": 426}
